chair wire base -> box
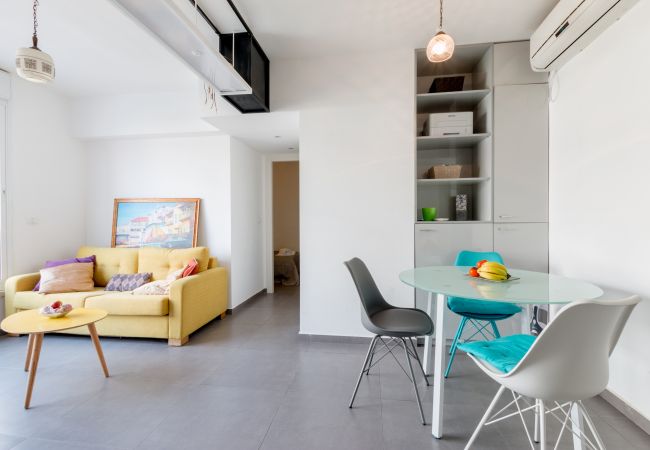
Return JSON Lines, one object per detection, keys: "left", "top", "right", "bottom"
{"left": 465, "top": 386, "right": 607, "bottom": 450}
{"left": 446, "top": 317, "right": 502, "bottom": 378}
{"left": 349, "top": 335, "right": 429, "bottom": 425}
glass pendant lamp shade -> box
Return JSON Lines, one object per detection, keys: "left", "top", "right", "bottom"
{"left": 16, "top": 0, "right": 55, "bottom": 83}
{"left": 427, "top": 0, "right": 454, "bottom": 63}
{"left": 426, "top": 30, "right": 455, "bottom": 63}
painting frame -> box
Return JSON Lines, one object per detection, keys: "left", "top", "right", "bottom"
{"left": 111, "top": 198, "right": 200, "bottom": 249}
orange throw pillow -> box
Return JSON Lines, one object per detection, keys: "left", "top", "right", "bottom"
{"left": 181, "top": 258, "right": 199, "bottom": 278}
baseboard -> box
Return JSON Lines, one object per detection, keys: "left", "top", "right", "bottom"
{"left": 600, "top": 389, "right": 650, "bottom": 435}
{"left": 226, "top": 289, "right": 267, "bottom": 314}
{"left": 299, "top": 333, "right": 372, "bottom": 344}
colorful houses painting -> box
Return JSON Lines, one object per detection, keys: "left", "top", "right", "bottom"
{"left": 112, "top": 199, "right": 200, "bottom": 248}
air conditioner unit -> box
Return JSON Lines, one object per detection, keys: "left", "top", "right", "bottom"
{"left": 530, "top": 0, "right": 640, "bottom": 72}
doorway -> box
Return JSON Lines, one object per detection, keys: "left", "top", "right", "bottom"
{"left": 271, "top": 161, "right": 300, "bottom": 289}
{"left": 264, "top": 153, "right": 299, "bottom": 294}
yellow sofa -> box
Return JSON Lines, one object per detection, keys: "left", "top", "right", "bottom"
{"left": 4, "top": 246, "right": 228, "bottom": 346}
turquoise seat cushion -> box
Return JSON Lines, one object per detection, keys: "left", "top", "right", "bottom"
{"left": 458, "top": 334, "right": 536, "bottom": 373}
{"left": 447, "top": 297, "right": 521, "bottom": 316}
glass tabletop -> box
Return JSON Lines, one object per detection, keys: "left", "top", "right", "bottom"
{"left": 399, "top": 266, "right": 603, "bottom": 305}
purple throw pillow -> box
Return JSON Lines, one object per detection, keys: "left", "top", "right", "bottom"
{"left": 33, "top": 255, "right": 96, "bottom": 291}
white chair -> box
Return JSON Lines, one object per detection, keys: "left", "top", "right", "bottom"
{"left": 462, "top": 295, "right": 641, "bottom": 450}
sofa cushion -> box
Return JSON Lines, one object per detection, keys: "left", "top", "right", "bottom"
{"left": 77, "top": 246, "right": 139, "bottom": 287}
{"left": 84, "top": 293, "right": 169, "bottom": 316}
{"left": 105, "top": 273, "right": 152, "bottom": 292}
{"left": 138, "top": 247, "right": 209, "bottom": 281}
{"left": 14, "top": 289, "right": 106, "bottom": 310}
{"left": 39, "top": 262, "right": 95, "bottom": 294}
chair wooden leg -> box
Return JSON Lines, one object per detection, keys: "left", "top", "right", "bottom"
{"left": 168, "top": 336, "right": 189, "bottom": 347}
{"left": 87, "top": 323, "right": 109, "bottom": 377}
{"left": 24, "top": 333, "right": 43, "bottom": 409}
{"left": 24, "top": 334, "right": 35, "bottom": 372}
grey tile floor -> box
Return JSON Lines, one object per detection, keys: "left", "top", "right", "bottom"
{"left": 0, "top": 286, "right": 648, "bottom": 449}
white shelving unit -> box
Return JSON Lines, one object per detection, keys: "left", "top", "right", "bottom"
{"left": 416, "top": 89, "right": 491, "bottom": 112}
{"left": 415, "top": 44, "right": 493, "bottom": 223}
{"left": 413, "top": 41, "right": 550, "bottom": 325}
{"left": 416, "top": 133, "right": 491, "bottom": 151}
{"left": 417, "top": 177, "right": 490, "bottom": 186}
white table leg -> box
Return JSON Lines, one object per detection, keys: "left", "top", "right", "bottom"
{"left": 422, "top": 292, "right": 434, "bottom": 375}
{"left": 431, "top": 293, "right": 446, "bottom": 438}
{"left": 571, "top": 403, "right": 585, "bottom": 450}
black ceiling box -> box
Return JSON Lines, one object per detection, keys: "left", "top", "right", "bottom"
{"left": 220, "top": 32, "right": 270, "bottom": 113}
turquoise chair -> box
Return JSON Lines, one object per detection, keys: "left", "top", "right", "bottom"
{"left": 444, "top": 250, "right": 522, "bottom": 378}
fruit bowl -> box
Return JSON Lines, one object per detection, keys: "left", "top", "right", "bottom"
{"left": 466, "top": 260, "right": 519, "bottom": 283}
{"left": 39, "top": 301, "right": 73, "bottom": 318}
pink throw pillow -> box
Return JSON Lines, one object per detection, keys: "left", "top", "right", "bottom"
{"left": 181, "top": 258, "right": 199, "bottom": 278}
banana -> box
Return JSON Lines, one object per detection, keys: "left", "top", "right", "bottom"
{"left": 480, "top": 261, "right": 507, "bottom": 272}
{"left": 477, "top": 270, "right": 508, "bottom": 281}
{"left": 478, "top": 266, "right": 507, "bottom": 277}
{"left": 477, "top": 261, "right": 509, "bottom": 281}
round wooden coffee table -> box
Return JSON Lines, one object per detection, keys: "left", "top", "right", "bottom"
{"left": 1, "top": 308, "right": 109, "bottom": 409}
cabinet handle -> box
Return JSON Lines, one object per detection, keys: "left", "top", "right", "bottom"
{"left": 499, "top": 215, "right": 515, "bottom": 219}
{"left": 419, "top": 229, "right": 437, "bottom": 232}
{"left": 497, "top": 227, "right": 518, "bottom": 232}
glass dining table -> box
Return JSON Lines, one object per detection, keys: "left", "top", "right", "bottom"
{"left": 399, "top": 266, "right": 603, "bottom": 445}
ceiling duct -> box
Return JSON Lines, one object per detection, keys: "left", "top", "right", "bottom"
{"left": 110, "top": 0, "right": 270, "bottom": 113}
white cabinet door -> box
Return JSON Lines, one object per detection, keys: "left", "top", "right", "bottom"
{"left": 415, "top": 223, "right": 493, "bottom": 338}
{"left": 494, "top": 223, "right": 548, "bottom": 273}
{"left": 494, "top": 84, "right": 549, "bottom": 223}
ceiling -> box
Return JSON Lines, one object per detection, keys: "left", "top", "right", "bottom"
{"left": 233, "top": 0, "right": 559, "bottom": 59}
{"left": 0, "top": 0, "right": 198, "bottom": 97}
{"left": 0, "top": 0, "right": 558, "bottom": 152}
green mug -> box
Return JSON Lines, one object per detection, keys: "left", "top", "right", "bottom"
{"left": 421, "top": 207, "right": 437, "bottom": 221}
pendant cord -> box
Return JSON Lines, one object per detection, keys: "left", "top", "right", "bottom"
{"left": 32, "top": 0, "right": 39, "bottom": 48}
{"left": 439, "top": 0, "right": 444, "bottom": 30}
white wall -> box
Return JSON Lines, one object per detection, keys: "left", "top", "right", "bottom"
{"left": 83, "top": 134, "right": 265, "bottom": 309}
{"left": 549, "top": 0, "right": 650, "bottom": 420}
{"left": 6, "top": 76, "right": 86, "bottom": 275}
{"left": 70, "top": 91, "right": 217, "bottom": 139}
{"left": 272, "top": 50, "right": 415, "bottom": 336}
{"left": 229, "top": 138, "right": 264, "bottom": 308}
{"left": 84, "top": 135, "right": 232, "bottom": 270}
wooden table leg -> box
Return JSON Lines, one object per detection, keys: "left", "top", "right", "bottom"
{"left": 24, "top": 333, "right": 43, "bottom": 409}
{"left": 87, "top": 323, "right": 109, "bottom": 377}
{"left": 24, "top": 334, "right": 35, "bottom": 372}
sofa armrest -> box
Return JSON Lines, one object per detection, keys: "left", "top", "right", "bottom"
{"left": 4, "top": 273, "right": 40, "bottom": 317}
{"left": 168, "top": 267, "right": 228, "bottom": 341}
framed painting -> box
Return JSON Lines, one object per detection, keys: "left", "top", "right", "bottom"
{"left": 111, "top": 198, "right": 200, "bottom": 248}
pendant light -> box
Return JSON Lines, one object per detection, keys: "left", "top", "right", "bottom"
{"left": 16, "top": 0, "right": 55, "bottom": 83}
{"left": 426, "top": 0, "right": 455, "bottom": 63}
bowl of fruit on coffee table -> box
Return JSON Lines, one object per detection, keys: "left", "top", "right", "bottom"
{"left": 39, "top": 301, "right": 73, "bottom": 318}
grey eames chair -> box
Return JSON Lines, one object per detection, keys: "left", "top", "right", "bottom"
{"left": 344, "top": 258, "right": 434, "bottom": 424}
